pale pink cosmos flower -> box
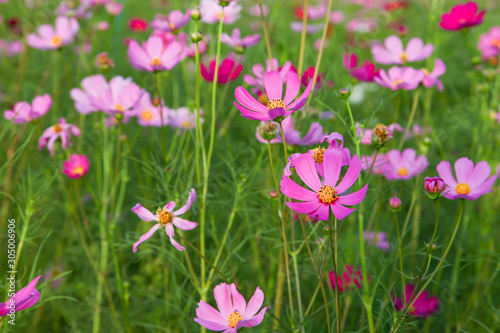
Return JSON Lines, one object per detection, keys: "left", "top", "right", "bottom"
{"left": 200, "top": 0, "right": 242, "bottom": 24}
{"left": 477, "top": 26, "right": 500, "bottom": 60}
{"left": 70, "top": 74, "right": 109, "bottom": 114}
{"left": 439, "top": 2, "right": 484, "bottom": 31}
{"left": 57, "top": 0, "right": 93, "bottom": 19}
{"left": 243, "top": 58, "right": 294, "bottom": 90}
{"left": 248, "top": 4, "right": 268, "bottom": 16}
{"left": 330, "top": 11, "right": 345, "bottom": 24}
{"left": 39, "top": 118, "right": 81, "bottom": 156}
{"left": 131, "top": 92, "right": 169, "bottom": 127}
{"left": 128, "top": 35, "right": 185, "bottom": 72}
{"left": 255, "top": 116, "right": 325, "bottom": 146}
{"left": 0, "top": 276, "right": 42, "bottom": 317}
{"left": 375, "top": 67, "right": 425, "bottom": 91}
{"left": 372, "top": 35, "right": 434, "bottom": 65}
{"left": 436, "top": 157, "right": 497, "bottom": 200}
{"left": 27, "top": 16, "right": 79, "bottom": 50}
{"left": 294, "top": 3, "right": 326, "bottom": 20}
{"left": 194, "top": 282, "right": 270, "bottom": 332}
{"left": 361, "top": 153, "right": 387, "bottom": 175}
{"left": 346, "top": 18, "right": 377, "bottom": 33}
{"left": 150, "top": 9, "right": 191, "bottom": 32}
{"left": 4, "top": 94, "right": 52, "bottom": 123}
{"left": 105, "top": 1, "right": 123, "bottom": 15}
{"left": 364, "top": 231, "right": 390, "bottom": 252}
{"left": 169, "top": 107, "right": 203, "bottom": 130}
{"left": 221, "top": 28, "right": 260, "bottom": 50}
{"left": 290, "top": 22, "right": 324, "bottom": 34}
{"left": 281, "top": 150, "right": 368, "bottom": 221}
{"left": 132, "top": 189, "right": 197, "bottom": 252}
{"left": 422, "top": 58, "right": 446, "bottom": 91}
{"left": 234, "top": 71, "right": 313, "bottom": 121}
{"left": 63, "top": 154, "right": 89, "bottom": 179}
{"left": 0, "top": 40, "right": 24, "bottom": 57}
{"left": 382, "top": 148, "right": 428, "bottom": 180}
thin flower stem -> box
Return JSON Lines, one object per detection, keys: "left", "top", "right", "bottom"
{"left": 398, "top": 89, "right": 421, "bottom": 150}
{"left": 257, "top": 0, "right": 273, "bottom": 67}
{"left": 363, "top": 149, "right": 379, "bottom": 186}
{"left": 297, "top": 0, "right": 309, "bottom": 75}
{"left": 278, "top": 121, "right": 289, "bottom": 161}
{"left": 393, "top": 212, "right": 406, "bottom": 305}
{"left": 194, "top": 19, "right": 206, "bottom": 183}
{"left": 181, "top": 240, "right": 201, "bottom": 289}
{"left": 328, "top": 215, "right": 341, "bottom": 333}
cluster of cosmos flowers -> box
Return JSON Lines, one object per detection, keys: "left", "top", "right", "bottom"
{"left": 2, "top": 0, "right": 500, "bottom": 330}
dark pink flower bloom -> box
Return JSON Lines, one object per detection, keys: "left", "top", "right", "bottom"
{"left": 364, "top": 231, "right": 390, "bottom": 251}
{"left": 329, "top": 265, "right": 364, "bottom": 291}
{"left": 255, "top": 116, "right": 325, "bottom": 146}
{"left": 26, "top": 16, "right": 79, "bottom": 50}
{"left": 129, "top": 18, "right": 148, "bottom": 32}
{"left": 281, "top": 150, "right": 367, "bottom": 221}
{"left": 63, "top": 154, "right": 89, "bottom": 179}
{"left": 300, "top": 67, "right": 324, "bottom": 91}
{"left": 151, "top": 9, "right": 191, "bottom": 32}
{"left": 132, "top": 189, "right": 197, "bottom": 252}
{"left": 382, "top": 148, "right": 428, "bottom": 180}
{"left": 221, "top": 28, "right": 260, "bottom": 49}
{"left": 39, "top": 118, "right": 81, "bottom": 155}
{"left": 477, "top": 26, "right": 500, "bottom": 59}
{"left": 131, "top": 92, "right": 169, "bottom": 127}
{"left": 128, "top": 35, "right": 185, "bottom": 72}
{"left": 343, "top": 53, "right": 378, "bottom": 82}
{"left": 372, "top": 35, "right": 434, "bottom": 65}
{"left": 375, "top": 67, "right": 425, "bottom": 91}
{"left": 4, "top": 94, "right": 52, "bottom": 124}
{"left": 393, "top": 284, "right": 439, "bottom": 317}
{"left": 243, "top": 58, "right": 295, "bottom": 90}
{"left": 439, "top": 2, "right": 484, "bottom": 31}
{"left": 194, "top": 283, "right": 270, "bottom": 332}
{"left": 0, "top": 276, "right": 42, "bottom": 317}
{"left": 422, "top": 59, "right": 446, "bottom": 91}
{"left": 201, "top": 57, "right": 243, "bottom": 84}
{"left": 436, "top": 157, "right": 497, "bottom": 200}
{"left": 317, "top": 132, "right": 351, "bottom": 167}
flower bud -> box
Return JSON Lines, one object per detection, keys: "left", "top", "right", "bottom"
{"left": 269, "top": 190, "right": 278, "bottom": 198}
{"left": 190, "top": 32, "right": 204, "bottom": 43}
{"left": 371, "top": 124, "right": 389, "bottom": 148}
{"left": 423, "top": 176, "right": 445, "bottom": 200}
{"left": 95, "top": 52, "right": 114, "bottom": 70}
{"left": 190, "top": 8, "right": 201, "bottom": 20}
{"left": 425, "top": 242, "right": 437, "bottom": 252}
{"left": 257, "top": 121, "right": 278, "bottom": 141}
{"left": 389, "top": 197, "right": 401, "bottom": 212}
{"left": 339, "top": 88, "right": 351, "bottom": 100}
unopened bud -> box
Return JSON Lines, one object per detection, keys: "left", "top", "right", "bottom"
{"left": 269, "top": 190, "right": 278, "bottom": 198}
{"left": 95, "top": 52, "right": 114, "bottom": 70}
{"left": 191, "top": 8, "right": 201, "bottom": 20}
{"left": 257, "top": 121, "right": 278, "bottom": 141}
{"left": 389, "top": 197, "right": 401, "bottom": 212}
{"left": 339, "top": 88, "right": 351, "bottom": 100}
{"left": 190, "top": 32, "right": 203, "bottom": 43}
{"left": 423, "top": 176, "right": 445, "bottom": 200}
{"left": 425, "top": 242, "right": 437, "bottom": 252}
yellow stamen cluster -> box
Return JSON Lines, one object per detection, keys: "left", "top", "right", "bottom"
{"left": 393, "top": 79, "right": 404, "bottom": 87}
{"left": 151, "top": 57, "right": 162, "bottom": 66}
{"left": 227, "top": 310, "right": 242, "bottom": 328}
{"left": 455, "top": 183, "right": 470, "bottom": 195}
{"left": 115, "top": 104, "right": 125, "bottom": 112}
{"left": 318, "top": 185, "right": 337, "bottom": 204}
{"left": 72, "top": 167, "right": 84, "bottom": 176}
{"left": 53, "top": 124, "right": 63, "bottom": 133}
{"left": 492, "top": 38, "right": 500, "bottom": 47}
{"left": 142, "top": 110, "right": 153, "bottom": 121}
{"left": 156, "top": 208, "right": 172, "bottom": 225}
{"left": 401, "top": 52, "right": 408, "bottom": 62}
{"left": 267, "top": 98, "right": 286, "bottom": 111}
{"left": 51, "top": 35, "right": 62, "bottom": 47}
{"left": 169, "top": 22, "right": 176, "bottom": 31}
{"left": 312, "top": 147, "right": 325, "bottom": 163}
{"left": 397, "top": 167, "right": 409, "bottom": 177}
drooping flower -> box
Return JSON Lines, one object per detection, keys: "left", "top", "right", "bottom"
{"left": 129, "top": 18, "right": 148, "bottom": 32}
{"left": 243, "top": 58, "right": 295, "bottom": 90}
{"left": 393, "top": 284, "right": 439, "bottom": 318}
{"left": 132, "top": 189, "right": 197, "bottom": 252}
{"left": 150, "top": 9, "right": 191, "bottom": 33}
{"left": 0, "top": 276, "right": 42, "bottom": 317}
{"left": 131, "top": 92, "right": 169, "bottom": 127}
{"left": 38, "top": 118, "right": 81, "bottom": 155}
{"left": 255, "top": 116, "right": 325, "bottom": 146}
{"left": 63, "top": 154, "right": 89, "bottom": 179}
{"left": 234, "top": 71, "right": 313, "bottom": 121}
{"left": 371, "top": 35, "right": 434, "bottom": 65}
{"left": 436, "top": 157, "right": 497, "bottom": 200}
{"left": 200, "top": 0, "right": 242, "bottom": 24}
{"left": 477, "top": 26, "right": 500, "bottom": 60}
{"left": 221, "top": 28, "right": 260, "bottom": 51}
{"left": 375, "top": 67, "right": 425, "bottom": 91}
{"left": 343, "top": 53, "right": 378, "bottom": 82}
{"left": 201, "top": 57, "right": 243, "bottom": 84}
{"left": 382, "top": 148, "right": 428, "bottom": 180}
{"left": 168, "top": 107, "right": 203, "bottom": 130}
{"left": 329, "top": 265, "right": 364, "bottom": 291}
{"left": 357, "top": 123, "right": 402, "bottom": 146}
{"left": 194, "top": 282, "right": 270, "bottom": 332}
{"left": 26, "top": 16, "right": 79, "bottom": 50}
{"left": 281, "top": 150, "right": 368, "bottom": 221}
{"left": 439, "top": 2, "right": 484, "bottom": 31}
{"left": 364, "top": 231, "right": 390, "bottom": 251}
{"left": 128, "top": 35, "right": 185, "bottom": 72}
{"left": 4, "top": 94, "right": 52, "bottom": 123}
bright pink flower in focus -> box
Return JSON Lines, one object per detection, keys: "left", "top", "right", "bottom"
{"left": 423, "top": 176, "right": 446, "bottom": 199}
{"left": 26, "top": 16, "right": 79, "bottom": 50}
{"left": 39, "top": 118, "right": 81, "bottom": 155}
{"left": 375, "top": 67, "right": 425, "bottom": 91}
{"left": 4, "top": 94, "right": 52, "bottom": 124}
{"left": 201, "top": 57, "right": 243, "bottom": 84}
{"left": 316, "top": 132, "right": 352, "bottom": 167}
{"left": 194, "top": 283, "right": 270, "bottom": 332}
{"left": 200, "top": 0, "right": 242, "bottom": 24}
{"left": 150, "top": 9, "right": 191, "bottom": 32}
{"left": 393, "top": 284, "right": 439, "bottom": 318}
{"left": 436, "top": 157, "right": 497, "bottom": 200}
{"left": 343, "top": 53, "right": 379, "bottom": 82}
{"left": 281, "top": 150, "right": 368, "bottom": 221}
{"left": 128, "top": 35, "right": 185, "bottom": 72}
{"left": 422, "top": 58, "right": 446, "bottom": 91}
{"left": 131, "top": 92, "right": 169, "bottom": 127}
{"left": 439, "top": 2, "right": 484, "bottom": 31}
{"left": 329, "top": 265, "right": 364, "bottom": 291}
{"left": 372, "top": 35, "right": 434, "bottom": 65}
{"left": 0, "top": 275, "right": 42, "bottom": 317}
{"left": 255, "top": 116, "right": 325, "bottom": 146}
{"left": 129, "top": 18, "right": 148, "bottom": 32}
{"left": 132, "top": 189, "right": 197, "bottom": 252}
{"left": 382, "top": 148, "right": 428, "bottom": 180}
{"left": 477, "top": 26, "right": 500, "bottom": 59}
{"left": 221, "top": 28, "right": 260, "bottom": 50}
{"left": 63, "top": 154, "right": 89, "bottom": 179}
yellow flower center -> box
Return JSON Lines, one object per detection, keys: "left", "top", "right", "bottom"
{"left": 51, "top": 35, "right": 62, "bottom": 47}
{"left": 312, "top": 147, "right": 325, "bottom": 163}
{"left": 53, "top": 124, "right": 62, "bottom": 133}
{"left": 393, "top": 79, "right": 404, "bottom": 87}
{"left": 182, "top": 120, "right": 191, "bottom": 128}
{"left": 142, "top": 110, "right": 153, "bottom": 121}
{"left": 458, "top": 18, "right": 467, "bottom": 24}
{"left": 397, "top": 167, "right": 409, "bottom": 177}
{"left": 169, "top": 22, "right": 176, "bottom": 31}
{"left": 115, "top": 104, "right": 124, "bottom": 112}
{"left": 72, "top": 166, "right": 84, "bottom": 176}
{"left": 401, "top": 52, "right": 407, "bottom": 62}
{"left": 151, "top": 57, "right": 162, "bottom": 66}
{"left": 227, "top": 310, "right": 242, "bottom": 328}
{"left": 267, "top": 98, "right": 286, "bottom": 111}
{"left": 421, "top": 68, "right": 429, "bottom": 76}
{"left": 318, "top": 185, "right": 337, "bottom": 204}
{"left": 156, "top": 208, "right": 172, "bottom": 225}
{"left": 455, "top": 183, "right": 470, "bottom": 195}
{"left": 492, "top": 38, "right": 500, "bottom": 47}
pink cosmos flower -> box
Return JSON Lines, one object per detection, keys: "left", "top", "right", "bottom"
{"left": 26, "top": 16, "right": 79, "bottom": 50}
{"left": 439, "top": 2, "right": 484, "bottom": 31}
{"left": 357, "top": 123, "right": 402, "bottom": 145}
{"left": 0, "top": 276, "right": 42, "bottom": 317}
{"left": 194, "top": 282, "right": 270, "bottom": 332}
{"left": 316, "top": 132, "right": 352, "bottom": 167}
{"left": 329, "top": 265, "right": 364, "bottom": 291}
{"left": 294, "top": 4, "right": 326, "bottom": 20}
{"left": 375, "top": 67, "right": 425, "bottom": 91}
{"left": 393, "top": 284, "right": 439, "bottom": 318}
{"left": 63, "top": 154, "right": 89, "bottom": 179}
{"left": 128, "top": 35, "right": 185, "bottom": 72}
{"left": 281, "top": 150, "right": 368, "bottom": 221}
{"left": 234, "top": 71, "right": 313, "bottom": 121}
{"left": 364, "top": 231, "right": 390, "bottom": 251}
{"left": 131, "top": 92, "right": 169, "bottom": 127}
{"left": 39, "top": 118, "right": 81, "bottom": 155}
{"left": 343, "top": 53, "right": 378, "bottom": 82}
{"left": 150, "top": 9, "right": 191, "bottom": 32}
{"left": 436, "top": 157, "right": 497, "bottom": 200}
{"left": 290, "top": 22, "right": 324, "bottom": 34}
{"left": 389, "top": 197, "right": 402, "bottom": 210}
{"left": 477, "top": 26, "right": 500, "bottom": 60}
{"left": 4, "top": 94, "right": 52, "bottom": 123}
{"left": 105, "top": 1, "right": 123, "bottom": 15}
{"left": 248, "top": 4, "right": 268, "bottom": 16}
{"left": 243, "top": 58, "right": 295, "bottom": 90}
{"left": 221, "top": 28, "right": 260, "bottom": 50}
{"left": 346, "top": 18, "right": 376, "bottom": 33}
{"left": 361, "top": 153, "right": 387, "bottom": 175}
{"left": 421, "top": 58, "right": 446, "bottom": 91}
{"left": 0, "top": 39, "right": 24, "bottom": 57}
{"left": 330, "top": 11, "right": 345, "bottom": 24}
{"left": 200, "top": 0, "right": 242, "bottom": 24}
{"left": 255, "top": 116, "right": 325, "bottom": 146}
{"left": 201, "top": 57, "right": 243, "bottom": 84}
{"left": 132, "top": 189, "right": 197, "bottom": 252}
{"left": 372, "top": 35, "right": 434, "bottom": 65}
{"left": 57, "top": 0, "right": 92, "bottom": 19}
{"left": 300, "top": 67, "right": 324, "bottom": 91}
{"left": 382, "top": 148, "right": 428, "bottom": 180}
{"left": 169, "top": 107, "right": 203, "bottom": 130}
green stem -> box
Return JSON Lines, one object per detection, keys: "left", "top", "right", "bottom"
{"left": 297, "top": 0, "right": 309, "bottom": 74}
{"left": 154, "top": 72, "right": 166, "bottom": 155}
{"left": 329, "top": 215, "right": 341, "bottom": 333}
{"left": 394, "top": 212, "right": 406, "bottom": 305}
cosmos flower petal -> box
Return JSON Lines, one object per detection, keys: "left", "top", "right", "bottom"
{"left": 330, "top": 203, "right": 357, "bottom": 220}
{"left": 234, "top": 87, "right": 267, "bottom": 112}
{"left": 193, "top": 317, "right": 229, "bottom": 331}
{"left": 283, "top": 72, "right": 300, "bottom": 105}
{"left": 280, "top": 176, "right": 318, "bottom": 201}
{"left": 165, "top": 223, "right": 185, "bottom": 251}
{"left": 133, "top": 223, "right": 161, "bottom": 252}
{"left": 237, "top": 307, "right": 271, "bottom": 329}
{"left": 285, "top": 201, "right": 322, "bottom": 215}
{"left": 163, "top": 201, "right": 176, "bottom": 211}
{"left": 454, "top": 157, "right": 474, "bottom": 183}
{"left": 467, "top": 161, "right": 491, "bottom": 189}
{"left": 172, "top": 217, "right": 198, "bottom": 230}
{"left": 436, "top": 161, "right": 458, "bottom": 187}
{"left": 294, "top": 153, "right": 323, "bottom": 190}
{"left": 336, "top": 185, "right": 368, "bottom": 206}
{"left": 131, "top": 203, "right": 158, "bottom": 221}
{"left": 264, "top": 71, "right": 283, "bottom": 101}
{"left": 243, "top": 287, "right": 264, "bottom": 318}
{"left": 230, "top": 283, "right": 246, "bottom": 314}
{"left": 195, "top": 300, "right": 227, "bottom": 324}
{"left": 214, "top": 283, "right": 234, "bottom": 318}
{"left": 173, "top": 189, "right": 196, "bottom": 216}
{"left": 323, "top": 149, "right": 342, "bottom": 187}
{"left": 336, "top": 155, "right": 362, "bottom": 194}
{"left": 309, "top": 203, "right": 330, "bottom": 221}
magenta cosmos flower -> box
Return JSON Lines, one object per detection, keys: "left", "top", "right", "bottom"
{"left": 375, "top": 67, "right": 425, "bottom": 91}
{"left": 221, "top": 28, "right": 260, "bottom": 50}
{"left": 27, "top": 16, "right": 79, "bottom": 50}
{"left": 200, "top": 0, "right": 242, "bottom": 24}
{"left": 201, "top": 57, "right": 243, "bottom": 84}
{"left": 436, "top": 157, "right": 497, "bottom": 200}
{"left": 281, "top": 150, "right": 368, "bottom": 221}
{"left": 478, "top": 26, "right": 500, "bottom": 59}
{"left": 63, "top": 154, "right": 89, "bottom": 179}
{"left": 128, "top": 35, "right": 185, "bottom": 72}
{"left": 382, "top": 148, "right": 428, "bottom": 180}
{"left": 393, "top": 284, "right": 439, "bottom": 318}
{"left": 255, "top": 116, "right": 325, "bottom": 146}
{"left": 372, "top": 35, "right": 434, "bottom": 65}
{"left": 343, "top": 53, "right": 378, "bottom": 82}
{"left": 4, "top": 94, "right": 52, "bottom": 123}
{"left": 194, "top": 283, "right": 270, "bottom": 332}
{"left": 150, "top": 9, "right": 191, "bottom": 32}
{"left": 234, "top": 71, "right": 313, "bottom": 121}
{"left": 329, "top": 265, "right": 364, "bottom": 291}
{"left": 439, "top": 2, "right": 484, "bottom": 31}
{"left": 0, "top": 275, "right": 42, "bottom": 317}
{"left": 39, "top": 118, "right": 81, "bottom": 155}
{"left": 132, "top": 189, "right": 197, "bottom": 252}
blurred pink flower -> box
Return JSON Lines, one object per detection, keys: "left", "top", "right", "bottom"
{"left": 97, "top": 21, "right": 109, "bottom": 31}
{"left": 201, "top": 57, "right": 243, "bottom": 84}
{"left": 169, "top": 107, "right": 203, "bottom": 130}
{"left": 0, "top": 39, "right": 24, "bottom": 57}
{"left": 57, "top": 0, "right": 92, "bottom": 19}
{"left": 0, "top": 276, "right": 42, "bottom": 317}
{"left": 477, "top": 26, "right": 500, "bottom": 59}
{"left": 372, "top": 35, "right": 434, "bottom": 65}
{"left": 243, "top": 58, "right": 295, "bottom": 90}
{"left": 248, "top": 4, "right": 268, "bottom": 16}
{"left": 200, "top": 0, "right": 242, "bottom": 24}
{"left": 329, "top": 265, "right": 364, "bottom": 291}
{"left": 393, "top": 284, "right": 439, "bottom": 317}
{"left": 221, "top": 28, "right": 260, "bottom": 50}
{"left": 382, "top": 148, "right": 428, "bottom": 180}
{"left": 389, "top": 197, "right": 401, "bottom": 210}
{"left": 150, "top": 9, "right": 191, "bottom": 32}
{"left": 132, "top": 189, "right": 197, "bottom": 252}
{"left": 131, "top": 92, "right": 169, "bottom": 127}
{"left": 361, "top": 153, "right": 387, "bottom": 175}
{"left": 4, "top": 94, "right": 52, "bottom": 123}
{"left": 63, "top": 154, "right": 89, "bottom": 179}
{"left": 39, "top": 118, "right": 81, "bottom": 155}
{"left": 128, "top": 35, "right": 185, "bottom": 72}
{"left": 194, "top": 283, "right": 270, "bottom": 332}
{"left": 27, "top": 16, "right": 79, "bottom": 50}
{"left": 439, "top": 2, "right": 484, "bottom": 31}
{"left": 346, "top": 18, "right": 376, "bottom": 33}
{"left": 317, "top": 132, "right": 352, "bottom": 167}
{"left": 177, "top": 32, "right": 207, "bottom": 58}
{"left": 105, "top": 1, "right": 123, "bottom": 15}
{"left": 364, "top": 231, "right": 390, "bottom": 251}
{"left": 343, "top": 53, "right": 379, "bottom": 82}
{"left": 300, "top": 67, "right": 324, "bottom": 91}
{"left": 255, "top": 116, "right": 325, "bottom": 146}
{"left": 375, "top": 67, "right": 425, "bottom": 90}
{"left": 290, "top": 22, "right": 324, "bottom": 34}
{"left": 129, "top": 18, "right": 148, "bottom": 32}
{"left": 329, "top": 11, "right": 345, "bottom": 24}
{"left": 421, "top": 58, "right": 446, "bottom": 91}
{"left": 294, "top": 4, "right": 326, "bottom": 20}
